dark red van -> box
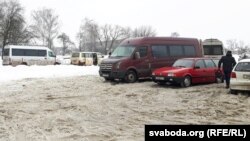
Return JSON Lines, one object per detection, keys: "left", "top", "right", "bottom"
{"left": 99, "top": 37, "right": 203, "bottom": 82}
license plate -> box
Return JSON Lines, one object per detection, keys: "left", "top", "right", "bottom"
{"left": 155, "top": 77, "right": 164, "bottom": 80}
{"left": 243, "top": 74, "right": 250, "bottom": 79}
{"left": 102, "top": 74, "right": 109, "bottom": 77}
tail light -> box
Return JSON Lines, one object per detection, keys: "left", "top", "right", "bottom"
{"left": 231, "top": 72, "right": 236, "bottom": 78}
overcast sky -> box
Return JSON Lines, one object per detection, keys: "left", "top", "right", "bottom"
{"left": 19, "top": 0, "right": 250, "bottom": 46}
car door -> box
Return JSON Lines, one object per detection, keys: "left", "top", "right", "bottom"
{"left": 133, "top": 46, "right": 151, "bottom": 77}
{"left": 204, "top": 59, "right": 217, "bottom": 82}
{"left": 192, "top": 59, "right": 207, "bottom": 83}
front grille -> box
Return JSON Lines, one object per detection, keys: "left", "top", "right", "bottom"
{"left": 100, "top": 63, "right": 113, "bottom": 70}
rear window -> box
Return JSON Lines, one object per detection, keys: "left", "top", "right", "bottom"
{"left": 3, "top": 49, "right": 9, "bottom": 56}
{"left": 235, "top": 62, "right": 250, "bottom": 72}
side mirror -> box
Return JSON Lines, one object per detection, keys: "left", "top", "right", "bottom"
{"left": 194, "top": 66, "right": 200, "bottom": 69}
{"left": 134, "top": 52, "right": 140, "bottom": 59}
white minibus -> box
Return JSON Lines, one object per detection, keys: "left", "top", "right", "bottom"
{"left": 2, "top": 45, "right": 56, "bottom": 66}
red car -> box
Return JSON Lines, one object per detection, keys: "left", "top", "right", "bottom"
{"left": 152, "top": 58, "right": 223, "bottom": 87}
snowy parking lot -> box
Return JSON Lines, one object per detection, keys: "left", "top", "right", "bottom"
{"left": 0, "top": 73, "right": 249, "bottom": 140}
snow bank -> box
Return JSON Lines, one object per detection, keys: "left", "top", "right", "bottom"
{"left": 0, "top": 65, "right": 99, "bottom": 83}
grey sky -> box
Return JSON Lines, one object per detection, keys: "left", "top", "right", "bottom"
{"left": 20, "top": 0, "right": 250, "bottom": 46}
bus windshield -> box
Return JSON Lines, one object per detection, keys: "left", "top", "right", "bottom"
{"left": 111, "top": 46, "right": 136, "bottom": 57}
{"left": 203, "top": 45, "right": 223, "bottom": 55}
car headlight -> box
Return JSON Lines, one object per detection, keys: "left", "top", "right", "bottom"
{"left": 116, "top": 62, "right": 121, "bottom": 69}
{"left": 167, "top": 72, "right": 175, "bottom": 77}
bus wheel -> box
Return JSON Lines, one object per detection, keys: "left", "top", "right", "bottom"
{"left": 181, "top": 76, "right": 191, "bottom": 87}
{"left": 125, "top": 70, "right": 137, "bottom": 83}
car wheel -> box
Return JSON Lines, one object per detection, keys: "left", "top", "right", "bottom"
{"left": 181, "top": 76, "right": 191, "bottom": 87}
{"left": 230, "top": 89, "right": 237, "bottom": 94}
{"left": 125, "top": 70, "right": 137, "bottom": 83}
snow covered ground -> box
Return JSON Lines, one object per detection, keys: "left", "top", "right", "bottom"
{"left": 0, "top": 76, "right": 249, "bottom": 140}
{"left": 0, "top": 62, "right": 99, "bottom": 83}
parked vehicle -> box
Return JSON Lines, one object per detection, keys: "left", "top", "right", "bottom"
{"left": 202, "top": 38, "right": 225, "bottom": 59}
{"left": 70, "top": 52, "right": 104, "bottom": 66}
{"left": 230, "top": 59, "right": 250, "bottom": 94}
{"left": 99, "top": 37, "right": 203, "bottom": 82}
{"left": 152, "top": 58, "right": 223, "bottom": 87}
{"left": 2, "top": 45, "right": 56, "bottom": 66}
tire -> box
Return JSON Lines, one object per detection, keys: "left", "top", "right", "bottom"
{"left": 230, "top": 89, "right": 237, "bottom": 94}
{"left": 181, "top": 76, "right": 191, "bottom": 87}
{"left": 125, "top": 70, "right": 137, "bottom": 83}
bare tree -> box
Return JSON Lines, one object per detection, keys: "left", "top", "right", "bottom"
{"left": 30, "top": 8, "right": 59, "bottom": 49}
{"left": 108, "top": 25, "right": 126, "bottom": 53}
{"left": 96, "top": 24, "right": 110, "bottom": 54}
{"left": 0, "top": 0, "right": 32, "bottom": 58}
{"left": 226, "top": 39, "right": 249, "bottom": 54}
{"left": 57, "top": 33, "right": 74, "bottom": 55}
{"left": 170, "top": 32, "right": 180, "bottom": 37}
{"left": 97, "top": 24, "right": 130, "bottom": 54}
{"left": 132, "top": 25, "right": 156, "bottom": 37}
{"left": 77, "top": 18, "right": 98, "bottom": 52}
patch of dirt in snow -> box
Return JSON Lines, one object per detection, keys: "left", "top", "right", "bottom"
{"left": 0, "top": 76, "right": 249, "bottom": 140}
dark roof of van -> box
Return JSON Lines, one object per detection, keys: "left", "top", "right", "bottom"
{"left": 120, "top": 37, "right": 199, "bottom": 45}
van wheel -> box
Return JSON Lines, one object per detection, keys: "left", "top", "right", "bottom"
{"left": 125, "top": 70, "right": 137, "bottom": 83}
{"left": 181, "top": 76, "right": 191, "bottom": 87}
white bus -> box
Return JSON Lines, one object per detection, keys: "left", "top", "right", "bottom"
{"left": 2, "top": 45, "right": 56, "bottom": 66}
{"left": 202, "top": 39, "right": 225, "bottom": 59}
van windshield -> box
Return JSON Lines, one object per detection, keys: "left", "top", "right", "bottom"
{"left": 3, "top": 49, "right": 9, "bottom": 56}
{"left": 72, "top": 53, "right": 79, "bottom": 57}
{"left": 111, "top": 46, "right": 136, "bottom": 57}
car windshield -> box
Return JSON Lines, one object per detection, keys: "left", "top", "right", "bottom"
{"left": 173, "top": 59, "right": 194, "bottom": 68}
{"left": 235, "top": 62, "right": 250, "bottom": 72}
{"left": 111, "top": 46, "right": 136, "bottom": 57}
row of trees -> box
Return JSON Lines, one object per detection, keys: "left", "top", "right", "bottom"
{"left": 1, "top": 0, "right": 249, "bottom": 57}
{"left": 0, "top": 0, "right": 157, "bottom": 57}
{"left": 77, "top": 18, "right": 156, "bottom": 54}
{"left": 0, "top": 0, "right": 60, "bottom": 57}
